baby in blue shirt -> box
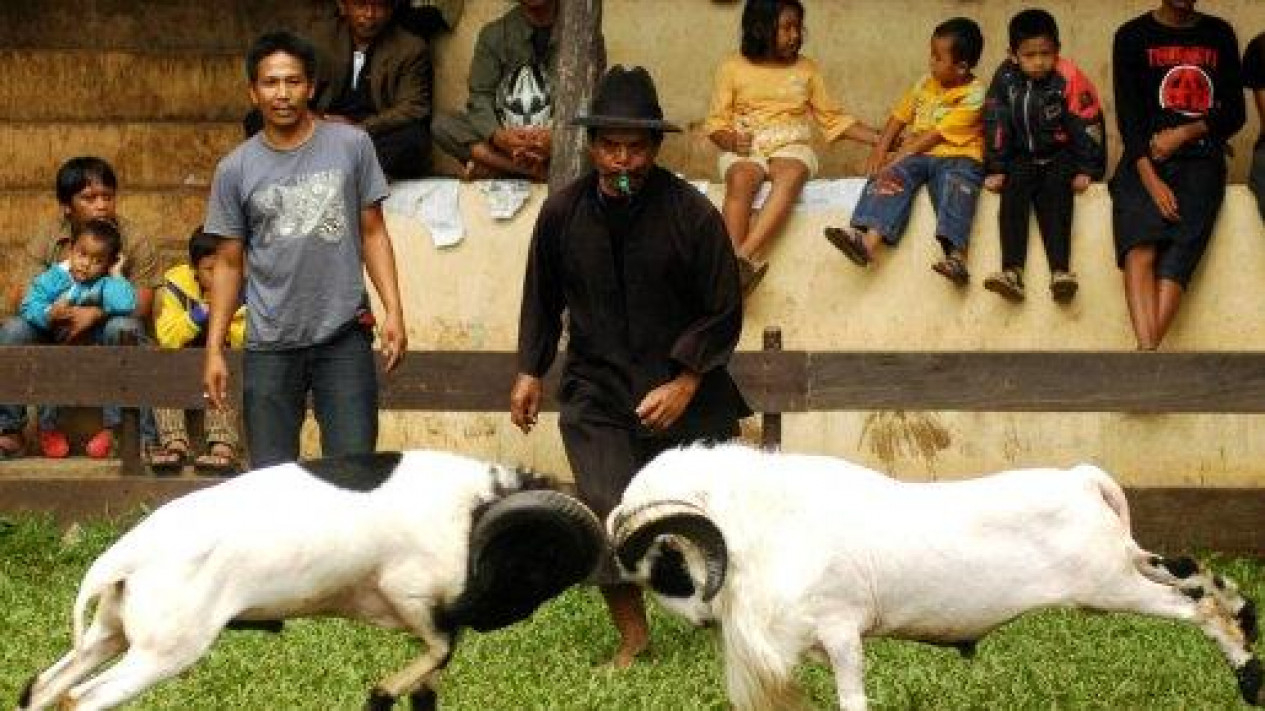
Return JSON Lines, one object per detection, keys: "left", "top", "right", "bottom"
{"left": 21, "top": 218, "right": 136, "bottom": 342}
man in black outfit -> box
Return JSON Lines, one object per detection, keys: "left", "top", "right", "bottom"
{"left": 510, "top": 66, "right": 751, "bottom": 668}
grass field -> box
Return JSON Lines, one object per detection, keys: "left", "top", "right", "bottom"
{"left": 2, "top": 513, "right": 1263, "bottom": 710}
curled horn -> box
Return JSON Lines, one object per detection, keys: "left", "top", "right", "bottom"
{"left": 612, "top": 501, "right": 728, "bottom": 602}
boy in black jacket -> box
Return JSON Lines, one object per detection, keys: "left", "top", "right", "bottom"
{"left": 982, "top": 9, "right": 1106, "bottom": 302}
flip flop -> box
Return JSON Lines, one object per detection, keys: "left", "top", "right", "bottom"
{"left": 0, "top": 432, "right": 24, "bottom": 459}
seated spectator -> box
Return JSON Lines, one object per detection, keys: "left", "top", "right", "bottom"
{"left": 1246, "top": 31, "right": 1265, "bottom": 220}
{"left": 706, "top": 0, "right": 878, "bottom": 295}
{"left": 148, "top": 229, "right": 246, "bottom": 476}
{"left": 433, "top": 0, "right": 580, "bottom": 181}
{"left": 0, "top": 157, "right": 160, "bottom": 460}
{"left": 10, "top": 219, "right": 136, "bottom": 459}
{"left": 823, "top": 18, "right": 987, "bottom": 286}
{"left": 980, "top": 9, "right": 1106, "bottom": 303}
{"left": 1109, "top": 0, "right": 1244, "bottom": 351}
{"left": 312, "top": 0, "right": 434, "bottom": 179}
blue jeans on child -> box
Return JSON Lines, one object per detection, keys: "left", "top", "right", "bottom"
{"left": 242, "top": 324, "right": 379, "bottom": 469}
{"left": 0, "top": 315, "right": 157, "bottom": 439}
{"left": 850, "top": 155, "right": 985, "bottom": 252}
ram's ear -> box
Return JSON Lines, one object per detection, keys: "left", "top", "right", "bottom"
{"left": 612, "top": 501, "right": 728, "bottom": 602}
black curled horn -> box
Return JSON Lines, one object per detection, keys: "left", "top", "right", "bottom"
{"left": 444, "top": 490, "right": 604, "bottom": 632}
{"left": 612, "top": 501, "right": 728, "bottom": 602}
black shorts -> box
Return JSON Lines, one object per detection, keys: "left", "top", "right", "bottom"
{"left": 1110, "top": 155, "right": 1227, "bottom": 287}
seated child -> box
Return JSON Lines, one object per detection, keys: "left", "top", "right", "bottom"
{"left": 705, "top": 0, "right": 879, "bottom": 294}
{"left": 1109, "top": 0, "right": 1244, "bottom": 350}
{"left": 148, "top": 229, "right": 246, "bottom": 475}
{"left": 822, "top": 17, "right": 986, "bottom": 286}
{"left": 981, "top": 9, "right": 1106, "bottom": 302}
{"left": 17, "top": 218, "right": 136, "bottom": 458}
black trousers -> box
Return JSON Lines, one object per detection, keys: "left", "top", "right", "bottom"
{"left": 998, "top": 153, "right": 1076, "bottom": 272}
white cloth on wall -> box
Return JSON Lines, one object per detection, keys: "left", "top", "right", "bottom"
{"left": 751, "top": 177, "right": 867, "bottom": 214}
{"left": 478, "top": 179, "right": 533, "bottom": 220}
{"left": 384, "top": 178, "right": 465, "bottom": 248}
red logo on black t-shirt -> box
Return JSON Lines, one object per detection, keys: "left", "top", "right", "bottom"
{"left": 1159, "top": 65, "right": 1214, "bottom": 117}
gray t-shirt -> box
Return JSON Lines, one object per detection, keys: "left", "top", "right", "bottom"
{"left": 205, "top": 121, "right": 389, "bottom": 349}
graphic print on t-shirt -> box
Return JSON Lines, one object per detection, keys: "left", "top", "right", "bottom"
{"left": 249, "top": 169, "right": 346, "bottom": 246}
{"left": 1159, "top": 65, "right": 1214, "bottom": 117}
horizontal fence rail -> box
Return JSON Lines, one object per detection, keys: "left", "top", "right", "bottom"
{"left": 3, "top": 346, "right": 1265, "bottom": 413}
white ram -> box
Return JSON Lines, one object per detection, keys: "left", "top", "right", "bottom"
{"left": 19, "top": 450, "right": 603, "bottom": 711}
{"left": 610, "top": 444, "right": 1262, "bottom": 710}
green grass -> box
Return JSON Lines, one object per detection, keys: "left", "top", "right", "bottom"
{"left": 2, "top": 513, "right": 1262, "bottom": 710}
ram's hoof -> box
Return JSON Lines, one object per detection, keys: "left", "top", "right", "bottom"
{"left": 364, "top": 688, "right": 396, "bottom": 711}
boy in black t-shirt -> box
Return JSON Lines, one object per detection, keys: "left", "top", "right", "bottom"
{"left": 1109, "top": 0, "right": 1244, "bottom": 351}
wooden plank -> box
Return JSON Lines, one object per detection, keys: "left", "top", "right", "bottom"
{"left": 0, "top": 476, "right": 215, "bottom": 523}
{"left": 1, "top": 474, "right": 1260, "bottom": 556}
{"left": 7, "top": 348, "right": 1265, "bottom": 414}
{"left": 808, "top": 352, "right": 1265, "bottom": 413}
{"left": 1129, "top": 488, "right": 1265, "bottom": 556}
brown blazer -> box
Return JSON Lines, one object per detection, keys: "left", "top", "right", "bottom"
{"left": 311, "top": 17, "right": 432, "bottom": 135}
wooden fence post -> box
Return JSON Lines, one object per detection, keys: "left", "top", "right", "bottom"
{"left": 761, "top": 326, "right": 782, "bottom": 450}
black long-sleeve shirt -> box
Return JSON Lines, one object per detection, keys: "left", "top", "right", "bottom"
{"left": 517, "top": 166, "right": 750, "bottom": 437}
{"left": 1112, "top": 11, "right": 1244, "bottom": 164}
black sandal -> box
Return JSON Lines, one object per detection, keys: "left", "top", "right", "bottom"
{"left": 194, "top": 442, "right": 240, "bottom": 477}
{"left": 932, "top": 253, "right": 970, "bottom": 286}
{"left": 824, "top": 226, "right": 871, "bottom": 266}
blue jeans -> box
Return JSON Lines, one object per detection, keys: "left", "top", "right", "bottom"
{"left": 242, "top": 325, "right": 379, "bottom": 468}
{"left": 850, "top": 155, "right": 984, "bottom": 252}
{"left": 0, "top": 315, "right": 156, "bottom": 439}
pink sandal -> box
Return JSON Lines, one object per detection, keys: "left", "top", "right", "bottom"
{"left": 85, "top": 429, "right": 114, "bottom": 460}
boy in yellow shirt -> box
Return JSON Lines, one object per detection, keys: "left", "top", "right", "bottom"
{"left": 149, "top": 229, "right": 246, "bottom": 474}
{"left": 824, "top": 17, "right": 986, "bottom": 285}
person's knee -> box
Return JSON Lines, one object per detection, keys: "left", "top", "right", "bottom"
{"left": 725, "top": 163, "right": 765, "bottom": 195}
{"left": 768, "top": 159, "right": 809, "bottom": 187}
{"left": 100, "top": 316, "right": 146, "bottom": 345}
{"left": 0, "top": 316, "right": 39, "bottom": 345}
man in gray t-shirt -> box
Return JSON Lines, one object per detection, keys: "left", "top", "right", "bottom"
{"left": 203, "top": 30, "right": 407, "bottom": 468}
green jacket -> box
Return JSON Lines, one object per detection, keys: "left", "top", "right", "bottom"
{"left": 311, "top": 16, "right": 432, "bottom": 135}
{"left": 462, "top": 5, "right": 560, "bottom": 141}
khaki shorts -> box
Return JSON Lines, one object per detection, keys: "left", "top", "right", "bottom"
{"left": 718, "top": 142, "right": 819, "bottom": 179}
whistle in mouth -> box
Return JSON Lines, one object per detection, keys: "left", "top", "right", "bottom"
{"left": 616, "top": 173, "right": 632, "bottom": 196}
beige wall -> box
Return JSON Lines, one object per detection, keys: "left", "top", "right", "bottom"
{"left": 432, "top": 0, "right": 1265, "bottom": 181}
{"left": 327, "top": 183, "right": 1265, "bottom": 487}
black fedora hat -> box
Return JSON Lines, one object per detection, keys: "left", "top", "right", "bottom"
{"left": 571, "top": 65, "right": 682, "bottom": 133}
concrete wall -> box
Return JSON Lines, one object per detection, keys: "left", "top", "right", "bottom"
{"left": 430, "top": 0, "right": 1265, "bottom": 181}
{"left": 352, "top": 183, "right": 1265, "bottom": 488}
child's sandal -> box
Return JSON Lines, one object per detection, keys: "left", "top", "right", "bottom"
{"left": 932, "top": 253, "right": 970, "bottom": 286}
{"left": 983, "top": 269, "right": 1025, "bottom": 302}
{"left": 824, "top": 226, "right": 871, "bottom": 266}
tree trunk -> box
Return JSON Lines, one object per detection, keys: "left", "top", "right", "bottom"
{"left": 548, "top": 0, "right": 605, "bottom": 192}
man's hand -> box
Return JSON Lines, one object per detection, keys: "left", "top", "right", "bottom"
{"left": 984, "top": 174, "right": 1006, "bottom": 193}
{"left": 1071, "top": 174, "right": 1092, "bottom": 194}
{"left": 61, "top": 306, "right": 104, "bottom": 342}
{"left": 635, "top": 371, "right": 701, "bottom": 432}
{"left": 379, "top": 311, "right": 407, "bottom": 373}
{"left": 509, "top": 374, "right": 543, "bottom": 434}
{"left": 203, "top": 348, "right": 230, "bottom": 412}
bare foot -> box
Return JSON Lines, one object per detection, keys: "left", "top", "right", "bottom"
{"left": 608, "top": 636, "right": 650, "bottom": 669}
